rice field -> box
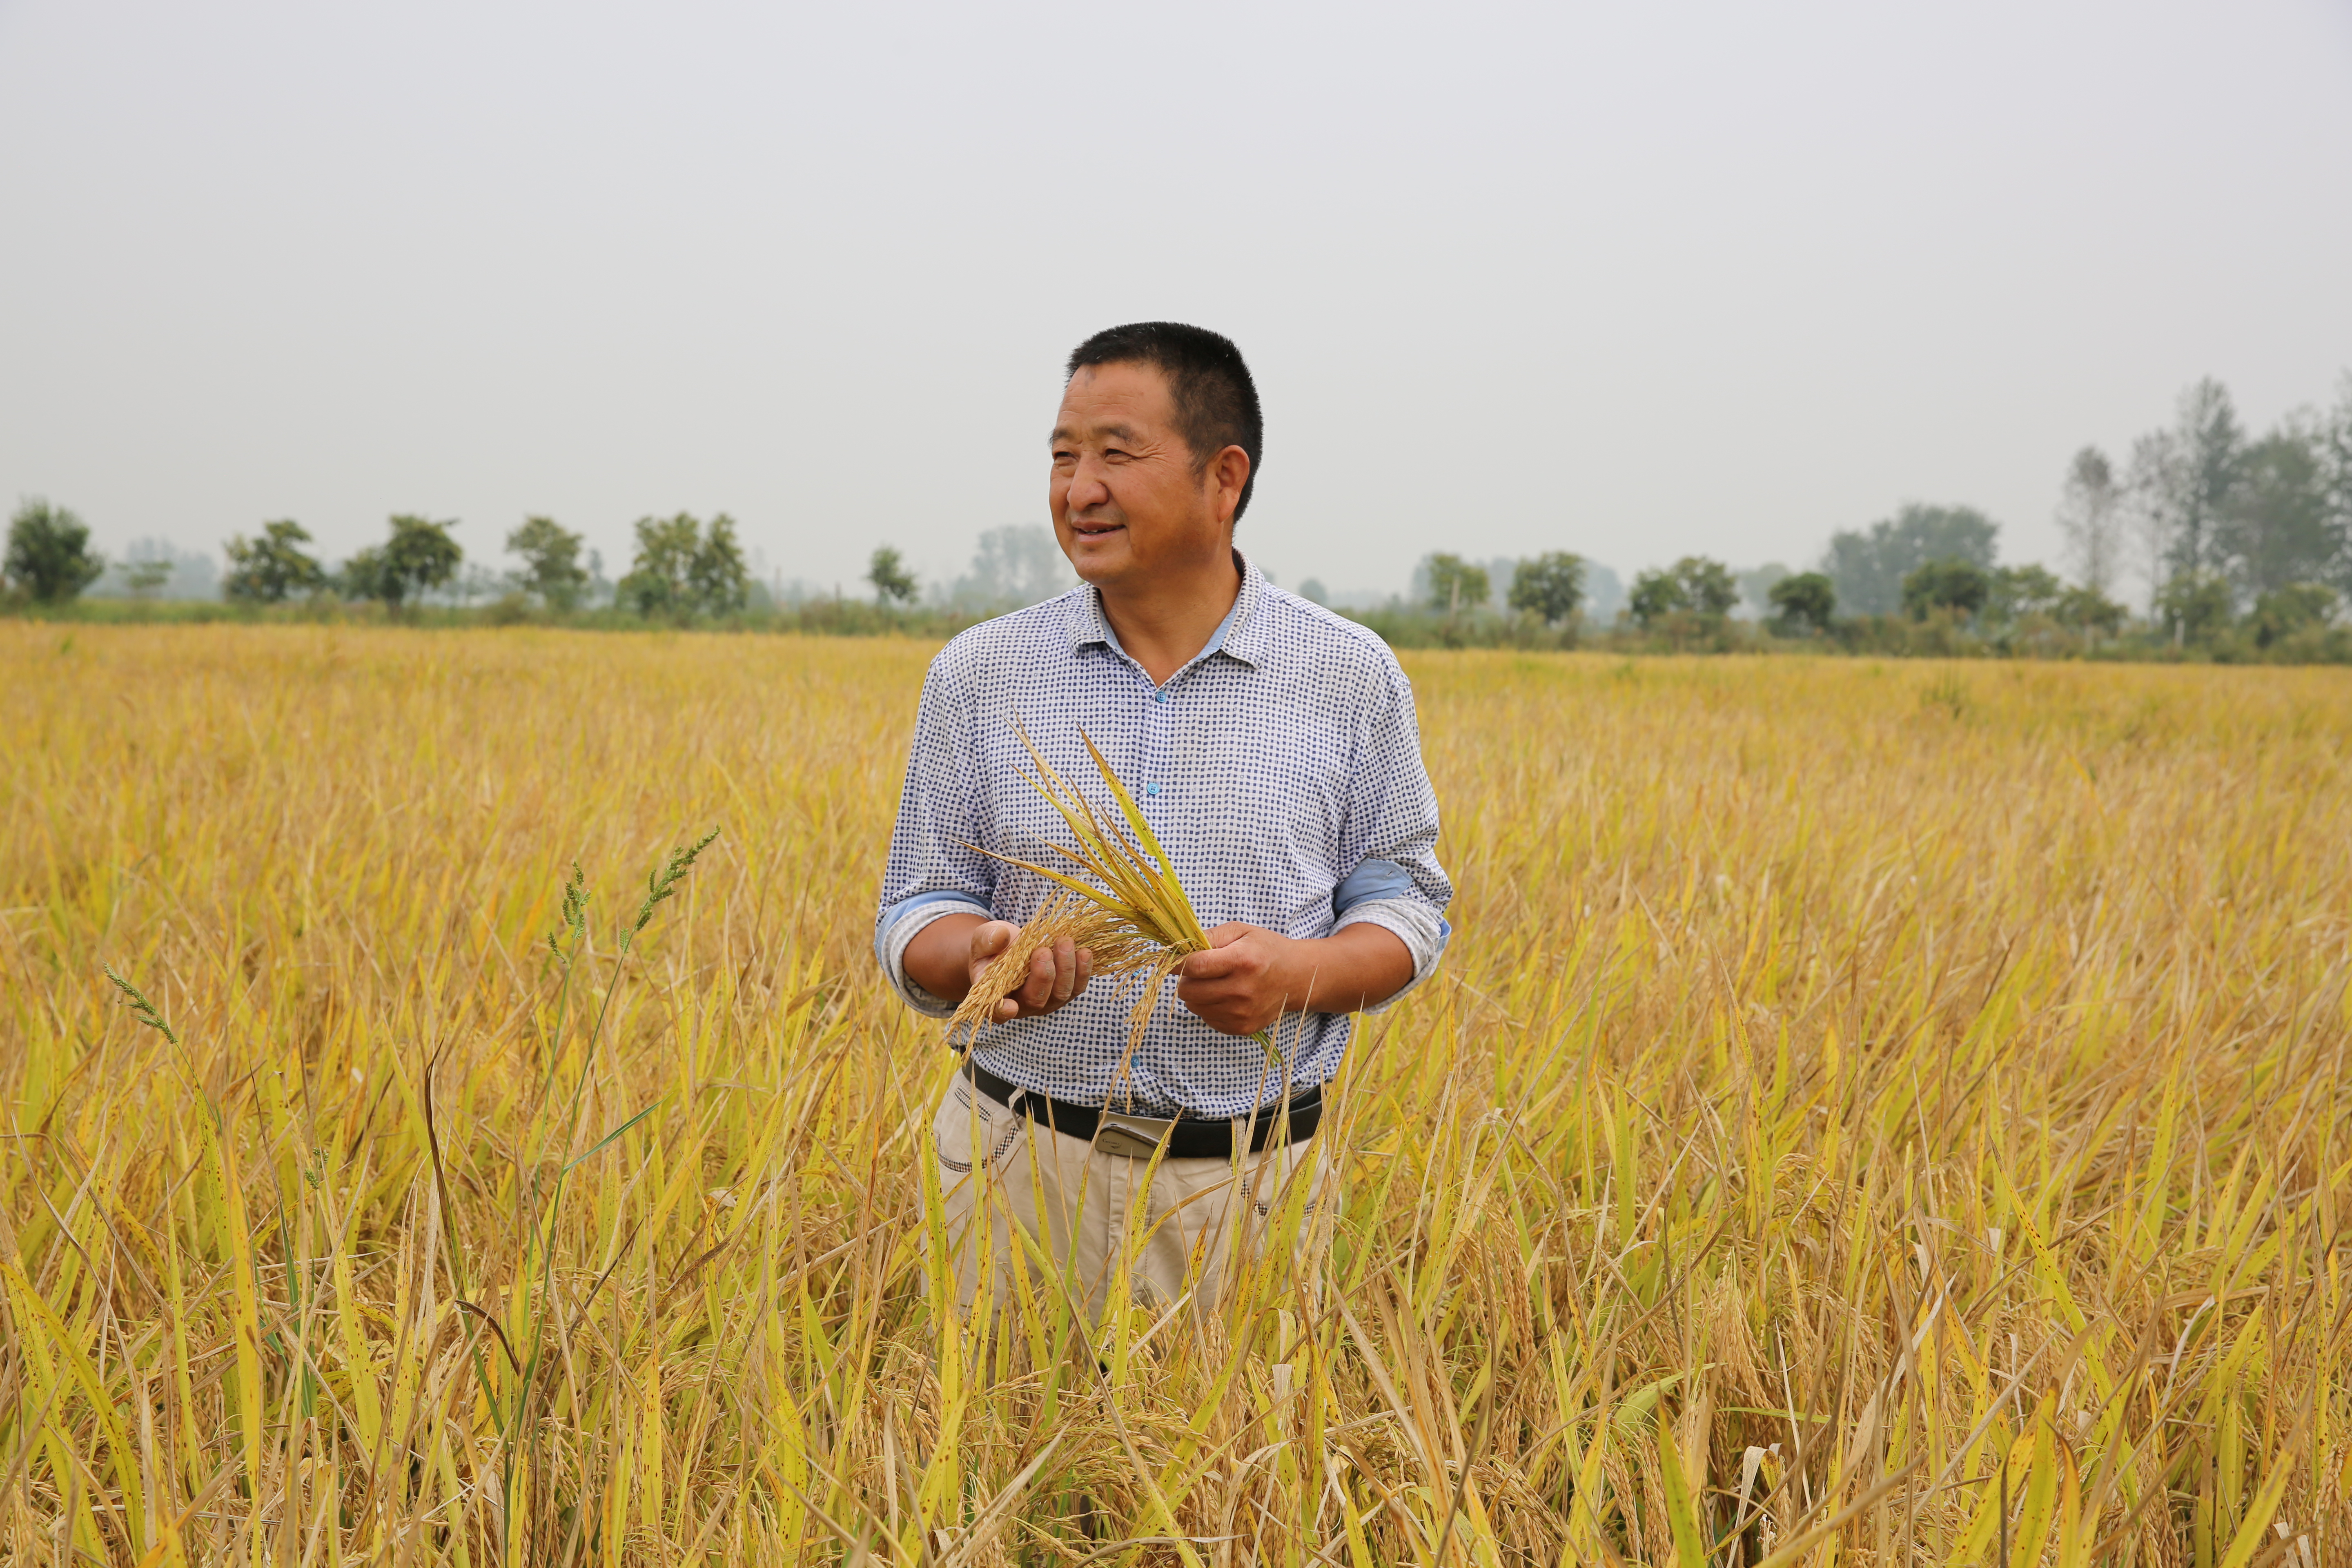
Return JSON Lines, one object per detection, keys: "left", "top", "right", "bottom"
{"left": 2, "top": 621, "right": 2348, "bottom": 1566}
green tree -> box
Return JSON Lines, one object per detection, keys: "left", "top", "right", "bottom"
{"left": 2127, "top": 379, "right": 2243, "bottom": 582}
{"left": 506, "top": 516, "right": 590, "bottom": 611}
{"left": 1507, "top": 551, "right": 1584, "bottom": 624}
{"left": 1672, "top": 556, "right": 1740, "bottom": 618}
{"left": 342, "top": 515, "right": 463, "bottom": 610}
{"left": 2248, "top": 582, "right": 2336, "bottom": 648}
{"left": 2153, "top": 569, "right": 2234, "bottom": 645}
{"left": 4, "top": 498, "right": 105, "bottom": 603}
{"left": 1422, "top": 553, "right": 1490, "bottom": 616}
{"left": 1629, "top": 556, "right": 1740, "bottom": 630}
{"left": 947, "top": 524, "right": 1072, "bottom": 611}
{"left": 2217, "top": 428, "right": 2336, "bottom": 597}
{"left": 1627, "top": 567, "right": 1687, "bottom": 628}
{"left": 1767, "top": 571, "right": 1836, "bottom": 633}
{"left": 389, "top": 516, "right": 464, "bottom": 606}
{"left": 223, "top": 520, "right": 328, "bottom": 602}
{"left": 1989, "top": 564, "right": 2065, "bottom": 623}
{"left": 362, "top": 517, "right": 463, "bottom": 611}
{"left": 2325, "top": 373, "right": 2352, "bottom": 596}
{"left": 1901, "top": 557, "right": 1992, "bottom": 620}
{"left": 2055, "top": 446, "right": 2125, "bottom": 598}
{"left": 619, "top": 514, "right": 698, "bottom": 616}
{"left": 2054, "top": 586, "right": 2127, "bottom": 642}
{"left": 339, "top": 547, "right": 389, "bottom": 604}
{"left": 866, "top": 545, "right": 918, "bottom": 605}
{"left": 1737, "top": 563, "right": 1791, "bottom": 617}
{"left": 122, "top": 546, "right": 172, "bottom": 599}
{"left": 1822, "top": 504, "right": 2000, "bottom": 616}
{"left": 688, "top": 514, "right": 750, "bottom": 615}
{"left": 619, "top": 512, "right": 749, "bottom": 618}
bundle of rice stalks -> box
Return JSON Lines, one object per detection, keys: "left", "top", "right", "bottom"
{"left": 951, "top": 725, "right": 1275, "bottom": 1068}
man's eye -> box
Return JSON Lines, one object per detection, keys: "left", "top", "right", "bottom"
{"left": 1105, "top": 448, "right": 1129, "bottom": 461}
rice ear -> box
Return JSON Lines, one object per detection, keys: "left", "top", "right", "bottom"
{"left": 951, "top": 721, "right": 1275, "bottom": 1059}
{"left": 947, "top": 890, "right": 1069, "bottom": 1040}
{"left": 947, "top": 888, "right": 1175, "bottom": 1042}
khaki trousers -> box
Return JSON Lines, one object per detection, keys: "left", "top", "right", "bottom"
{"left": 929, "top": 1071, "right": 1326, "bottom": 1323}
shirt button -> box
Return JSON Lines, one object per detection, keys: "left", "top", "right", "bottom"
{"left": 1155, "top": 690, "right": 1168, "bottom": 704}
{"left": 1145, "top": 782, "right": 1161, "bottom": 797}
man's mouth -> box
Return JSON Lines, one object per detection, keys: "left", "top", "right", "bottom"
{"left": 1071, "top": 521, "right": 1125, "bottom": 539}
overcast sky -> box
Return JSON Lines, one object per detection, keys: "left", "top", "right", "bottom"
{"left": 4, "top": 0, "right": 2349, "bottom": 598}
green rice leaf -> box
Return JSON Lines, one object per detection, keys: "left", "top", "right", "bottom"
{"left": 1077, "top": 731, "right": 1200, "bottom": 934}
{"left": 963, "top": 843, "right": 1147, "bottom": 923}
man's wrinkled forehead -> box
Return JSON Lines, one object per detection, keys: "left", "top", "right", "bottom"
{"left": 1050, "top": 412, "right": 1149, "bottom": 447}
{"left": 1053, "top": 360, "right": 1176, "bottom": 443}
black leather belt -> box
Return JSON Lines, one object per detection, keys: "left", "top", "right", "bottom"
{"left": 963, "top": 1059, "right": 1323, "bottom": 1159}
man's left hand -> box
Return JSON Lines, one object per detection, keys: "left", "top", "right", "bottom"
{"left": 1175, "top": 925, "right": 1305, "bottom": 1035}
{"left": 1176, "top": 921, "right": 1416, "bottom": 1035}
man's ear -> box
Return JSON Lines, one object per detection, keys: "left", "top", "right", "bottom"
{"left": 1207, "top": 444, "right": 1252, "bottom": 527}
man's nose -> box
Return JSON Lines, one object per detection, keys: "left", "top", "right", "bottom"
{"left": 1064, "top": 456, "right": 1113, "bottom": 512}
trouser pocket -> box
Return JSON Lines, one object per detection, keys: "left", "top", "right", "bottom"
{"left": 932, "top": 1076, "right": 1020, "bottom": 1177}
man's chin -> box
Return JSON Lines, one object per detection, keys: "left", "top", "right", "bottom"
{"left": 1066, "top": 538, "right": 1136, "bottom": 584}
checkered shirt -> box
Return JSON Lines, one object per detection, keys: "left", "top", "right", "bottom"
{"left": 874, "top": 552, "right": 1452, "bottom": 1117}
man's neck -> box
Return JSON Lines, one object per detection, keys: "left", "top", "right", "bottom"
{"left": 1097, "top": 548, "right": 1244, "bottom": 686}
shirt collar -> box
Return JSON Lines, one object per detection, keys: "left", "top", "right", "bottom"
{"left": 1066, "top": 548, "right": 1268, "bottom": 671}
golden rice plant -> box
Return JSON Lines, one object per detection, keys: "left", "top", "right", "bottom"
{"left": 0, "top": 622, "right": 2347, "bottom": 1566}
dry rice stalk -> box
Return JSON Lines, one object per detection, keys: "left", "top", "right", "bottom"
{"left": 951, "top": 724, "right": 1277, "bottom": 1075}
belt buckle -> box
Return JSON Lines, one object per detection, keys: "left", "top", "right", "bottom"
{"left": 1095, "top": 1109, "right": 1177, "bottom": 1159}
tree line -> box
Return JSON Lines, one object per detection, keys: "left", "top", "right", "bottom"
{"left": 1791, "top": 372, "right": 2350, "bottom": 651}
{"left": 9, "top": 370, "right": 2345, "bottom": 659}
{"left": 1363, "top": 372, "right": 2350, "bottom": 658}
{"left": 1, "top": 505, "right": 763, "bottom": 621}
{"left": 1388, "top": 539, "right": 2103, "bottom": 641}
{"left": 3, "top": 503, "right": 1082, "bottom": 626}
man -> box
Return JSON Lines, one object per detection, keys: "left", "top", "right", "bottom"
{"left": 875, "top": 321, "right": 1451, "bottom": 1318}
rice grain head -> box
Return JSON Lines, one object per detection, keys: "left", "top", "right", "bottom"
{"left": 951, "top": 724, "right": 1265, "bottom": 1070}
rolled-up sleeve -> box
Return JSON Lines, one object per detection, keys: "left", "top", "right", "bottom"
{"left": 1331, "top": 656, "right": 1453, "bottom": 1008}
{"left": 875, "top": 658, "right": 996, "bottom": 1016}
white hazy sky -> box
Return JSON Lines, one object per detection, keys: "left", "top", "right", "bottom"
{"left": 4, "top": 0, "right": 2350, "bottom": 598}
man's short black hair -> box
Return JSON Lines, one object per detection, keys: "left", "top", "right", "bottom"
{"left": 1067, "top": 322, "right": 1264, "bottom": 523}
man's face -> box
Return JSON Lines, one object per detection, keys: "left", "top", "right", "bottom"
{"left": 1049, "top": 361, "right": 1235, "bottom": 590}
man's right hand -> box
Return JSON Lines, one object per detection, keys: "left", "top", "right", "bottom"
{"left": 968, "top": 920, "right": 1094, "bottom": 1021}
{"left": 902, "top": 911, "right": 1094, "bottom": 1020}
